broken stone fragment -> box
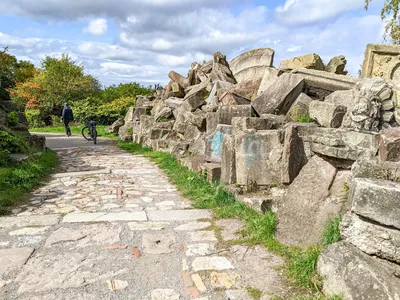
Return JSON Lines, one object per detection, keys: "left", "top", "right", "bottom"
{"left": 219, "top": 92, "right": 251, "bottom": 106}
{"left": 325, "top": 55, "right": 348, "bottom": 75}
{"left": 257, "top": 67, "right": 280, "bottom": 96}
{"left": 168, "top": 70, "right": 190, "bottom": 88}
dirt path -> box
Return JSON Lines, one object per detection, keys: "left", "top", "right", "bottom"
{"left": 0, "top": 137, "right": 288, "bottom": 300}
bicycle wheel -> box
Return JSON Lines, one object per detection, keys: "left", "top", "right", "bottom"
{"left": 82, "top": 126, "right": 92, "bottom": 141}
{"left": 92, "top": 128, "right": 98, "bottom": 144}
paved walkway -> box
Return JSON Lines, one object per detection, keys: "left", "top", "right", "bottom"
{"left": 0, "top": 136, "right": 287, "bottom": 300}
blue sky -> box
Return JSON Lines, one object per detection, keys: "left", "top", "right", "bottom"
{"left": 0, "top": 0, "right": 385, "bottom": 87}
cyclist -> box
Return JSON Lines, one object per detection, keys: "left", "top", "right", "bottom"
{"left": 61, "top": 103, "right": 74, "bottom": 137}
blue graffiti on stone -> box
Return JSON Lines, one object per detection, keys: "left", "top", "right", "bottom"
{"left": 209, "top": 131, "right": 225, "bottom": 161}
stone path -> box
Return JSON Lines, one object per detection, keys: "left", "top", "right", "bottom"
{"left": 0, "top": 141, "right": 288, "bottom": 300}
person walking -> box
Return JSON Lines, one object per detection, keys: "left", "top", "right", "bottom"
{"left": 61, "top": 103, "right": 74, "bottom": 137}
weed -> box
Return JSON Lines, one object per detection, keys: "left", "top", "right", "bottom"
{"left": 246, "top": 286, "right": 263, "bottom": 299}
{"left": 297, "top": 115, "right": 313, "bottom": 123}
{"left": 321, "top": 217, "right": 342, "bottom": 246}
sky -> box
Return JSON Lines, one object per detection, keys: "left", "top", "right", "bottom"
{"left": 0, "top": 0, "right": 386, "bottom": 87}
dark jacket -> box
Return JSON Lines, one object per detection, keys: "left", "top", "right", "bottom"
{"left": 62, "top": 107, "right": 74, "bottom": 122}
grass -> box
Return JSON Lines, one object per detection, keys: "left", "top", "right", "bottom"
{"left": 246, "top": 286, "right": 263, "bottom": 299}
{"left": 117, "top": 141, "right": 341, "bottom": 296}
{"left": 0, "top": 150, "right": 58, "bottom": 215}
{"left": 321, "top": 217, "right": 342, "bottom": 246}
{"left": 30, "top": 125, "right": 117, "bottom": 139}
{"left": 297, "top": 115, "right": 313, "bottom": 123}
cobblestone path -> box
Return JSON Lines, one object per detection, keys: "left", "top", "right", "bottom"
{"left": 0, "top": 144, "right": 287, "bottom": 300}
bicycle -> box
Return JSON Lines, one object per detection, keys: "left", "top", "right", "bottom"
{"left": 82, "top": 120, "right": 97, "bottom": 144}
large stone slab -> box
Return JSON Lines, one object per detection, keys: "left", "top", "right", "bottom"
{"left": 207, "top": 81, "right": 233, "bottom": 105}
{"left": 147, "top": 210, "right": 212, "bottom": 221}
{"left": 229, "top": 48, "right": 275, "bottom": 83}
{"left": 309, "top": 101, "right": 347, "bottom": 128}
{"left": 252, "top": 73, "right": 304, "bottom": 116}
{"left": 232, "top": 116, "right": 285, "bottom": 135}
{"left": 0, "top": 215, "right": 60, "bottom": 229}
{"left": 205, "top": 124, "right": 232, "bottom": 163}
{"left": 276, "top": 155, "right": 338, "bottom": 247}
{"left": 349, "top": 178, "right": 400, "bottom": 230}
{"left": 62, "top": 212, "right": 147, "bottom": 223}
{"left": 362, "top": 43, "right": 400, "bottom": 85}
{"left": 219, "top": 105, "right": 253, "bottom": 125}
{"left": 340, "top": 213, "right": 400, "bottom": 263}
{"left": 235, "top": 130, "right": 283, "bottom": 186}
{"left": 192, "top": 256, "right": 234, "bottom": 271}
{"left": 292, "top": 68, "right": 358, "bottom": 91}
{"left": 317, "top": 241, "right": 400, "bottom": 299}
{"left": 0, "top": 247, "right": 34, "bottom": 275}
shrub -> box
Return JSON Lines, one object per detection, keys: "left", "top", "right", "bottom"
{"left": 26, "top": 109, "right": 45, "bottom": 128}
{"left": 7, "top": 112, "right": 19, "bottom": 126}
{"left": 0, "top": 130, "right": 24, "bottom": 153}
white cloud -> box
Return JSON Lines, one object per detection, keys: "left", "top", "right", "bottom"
{"left": 83, "top": 18, "right": 108, "bottom": 36}
{"left": 275, "top": 0, "right": 364, "bottom": 25}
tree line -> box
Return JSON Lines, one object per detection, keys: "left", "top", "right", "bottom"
{"left": 1, "top": 47, "right": 153, "bottom": 127}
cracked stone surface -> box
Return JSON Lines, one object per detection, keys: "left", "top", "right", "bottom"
{"left": 0, "top": 139, "right": 289, "bottom": 299}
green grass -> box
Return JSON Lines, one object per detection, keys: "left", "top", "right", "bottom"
{"left": 321, "top": 217, "right": 342, "bottom": 246}
{"left": 246, "top": 286, "right": 263, "bottom": 299}
{"left": 0, "top": 150, "right": 58, "bottom": 215}
{"left": 117, "top": 141, "right": 331, "bottom": 295}
{"left": 30, "top": 125, "right": 117, "bottom": 139}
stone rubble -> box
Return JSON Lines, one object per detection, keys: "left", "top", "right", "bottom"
{"left": 116, "top": 43, "right": 400, "bottom": 299}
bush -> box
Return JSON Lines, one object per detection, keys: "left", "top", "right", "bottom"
{"left": 26, "top": 109, "right": 45, "bottom": 128}
{"left": 7, "top": 112, "right": 19, "bottom": 126}
{"left": 0, "top": 129, "right": 26, "bottom": 153}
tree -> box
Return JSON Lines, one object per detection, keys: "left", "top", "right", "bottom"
{"left": 365, "top": 0, "right": 400, "bottom": 43}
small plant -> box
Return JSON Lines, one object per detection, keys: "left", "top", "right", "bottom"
{"left": 246, "top": 286, "right": 262, "bottom": 300}
{"left": 297, "top": 114, "right": 313, "bottom": 123}
{"left": 321, "top": 217, "right": 342, "bottom": 246}
{"left": 128, "top": 128, "right": 133, "bottom": 134}
{"left": 7, "top": 112, "right": 19, "bottom": 126}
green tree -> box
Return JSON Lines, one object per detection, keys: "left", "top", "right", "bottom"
{"left": 0, "top": 47, "right": 35, "bottom": 99}
{"left": 366, "top": 0, "right": 400, "bottom": 43}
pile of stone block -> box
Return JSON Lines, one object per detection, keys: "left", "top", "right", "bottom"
{"left": 120, "top": 44, "right": 400, "bottom": 298}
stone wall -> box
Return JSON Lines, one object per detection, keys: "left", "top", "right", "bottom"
{"left": 121, "top": 44, "right": 400, "bottom": 298}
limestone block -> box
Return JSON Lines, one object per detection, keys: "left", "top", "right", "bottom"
{"left": 317, "top": 241, "right": 400, "bottom": 300}
{"left": 219, "top": 92, "right": 251, "bottom": 106}
{"left": 221, "top": 134, "right": 236, "bottom": 184}
{"left": 349, "top": 178, "right": 400, "bottom": 230}
{"left": 309, "top": 101, "right": 347, "bottom": 128}
{"left": 252, "top": 73, "right": 304, "bottom": 116}
{"left": 229, "top": 48, "right": 275, "bottom": 81}
{"left": 362, "top": 43, "right": 400, "bottom": 86}
{"left": 291, "top": 68, "right": 358, "bottom": 91}
{"left": 379, "top": 127, "right": 400, "bottom": 162}
{"left": 168, "top": 70, "right": 190, "bottom": 88}
{"left": 325, "top": 55, "right": 348, "bottom": 75}
{"left": 235, "top": 130, "right": 283, "bottom": 186}
{"left": 205, "top": 124, "right": 232, "bottom": 163}
{"left": 341, "top": 213, "right": 400, "bottom": 263}
{"left": 279, "top": 53, "right": 325, "bottom": 71}
{"left": 205, "top": 163, "right": 222, "bottom": 182}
